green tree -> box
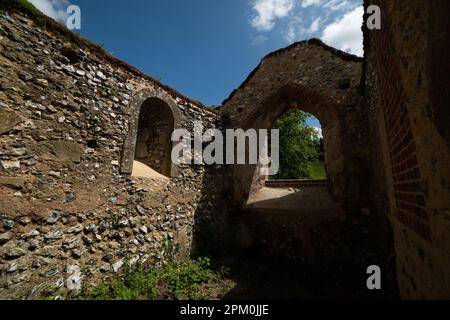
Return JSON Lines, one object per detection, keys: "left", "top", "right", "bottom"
{"left": 272, "top": 109, "right": 320, "bottom": 179}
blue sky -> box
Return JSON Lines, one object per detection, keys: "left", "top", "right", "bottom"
{"left": 29, "top": 0, "right": 364, "bottom": 130}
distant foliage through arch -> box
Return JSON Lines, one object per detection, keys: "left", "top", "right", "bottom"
{"left": 272, "top": 109, "right": 325, "bottom": 180}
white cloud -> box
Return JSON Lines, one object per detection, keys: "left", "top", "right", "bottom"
{"left": 283, "top": 15, "right": 320, "bottom": 43}
{"left": 324, "top": 0, "right": 353, "bottom": 11}
{"left": 301, "top": 0, "right": 325, "bottom": 7}
{"left": 321, "top": 6, "right": 364, "bottom": 56}
{"left": 284, "top": 25, "right": 296, "bottom": 43}
{"left": 29, "top": 0, "right": 70, "bottom": 22}
{"left": 283, "top": 16, "right": 302, "bottom": 43}
{"left": 251, "top": 0, "right": 295, "bottom": 31}
{"left": 313, "top": 127, "right": 323, "bottom": 138}
{"left": 252, "top": 35, "right": 269, "bottom": 46}
{"left": 309, "top": 17, "right": 321, "bottom": 33}
{"left": 249, "top": 0, "right": 363, "bottom": 50}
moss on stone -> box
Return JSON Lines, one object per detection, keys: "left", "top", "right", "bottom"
{"left": 0, "top": 0, "right": 41, "bottom": 16}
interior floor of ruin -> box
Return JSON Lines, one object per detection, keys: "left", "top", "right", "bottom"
{"left": 212, "top": 186, "right": 399, "bottom": 299}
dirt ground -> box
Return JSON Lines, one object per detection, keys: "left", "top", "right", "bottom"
{"left": 216, "top": 187, "right": 398, "bottom": 300}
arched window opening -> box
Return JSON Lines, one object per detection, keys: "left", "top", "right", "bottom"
{"left": 132, "top": 97, "right": 174, "bottom": 178}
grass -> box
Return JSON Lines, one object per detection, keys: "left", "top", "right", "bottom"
{"left": 41, "top": 240, "right": 235, "bottom": 300}
{"left": 309, "top": 160, "right": 326, "bottom": 180}
{"left": 0, "top": 0, "right": 41, "bottom": 15}
{"left": 73, "top": 257, "right": 234, "bottom": 300}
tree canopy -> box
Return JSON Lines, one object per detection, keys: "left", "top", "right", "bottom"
{"left": 272, "top": 109, "right": 322, "bottom": 180}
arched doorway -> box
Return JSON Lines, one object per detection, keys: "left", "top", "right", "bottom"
{"left": 229, "top": 84, "right": 347, "bottom": 207}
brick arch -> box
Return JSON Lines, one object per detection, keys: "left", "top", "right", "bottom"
{"left": 222, "top": 40, "right": 366, "bottom": 206}
{"left": 121, "top": 88, "right": 181, "bottom": 177}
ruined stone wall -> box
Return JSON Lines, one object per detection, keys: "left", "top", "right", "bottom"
{"left": 365, "top": 0, "right": 450, "bottom": 299}
{"left": 1, "top": 0, "right": 449, "bottom": 301}
{"left": 222, "top": 40, "right": 370, "bottom": 213}
{"left": 0, "top": 11, "right": 225, "bottom": 299}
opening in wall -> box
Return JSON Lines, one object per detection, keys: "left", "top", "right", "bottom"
{"left": 132, "top": 97, "right": 174, "bottom": 178}
{"left": 270, "top": 109, "right": 327, "bottom": 181}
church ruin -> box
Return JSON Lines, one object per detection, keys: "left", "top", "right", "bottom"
{"left": 0, "top": 0, "right": 449, "bottom": 299}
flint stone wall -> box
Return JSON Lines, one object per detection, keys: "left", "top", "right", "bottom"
{"left": 0, "top": 11, "right": 224, "bottom": 299}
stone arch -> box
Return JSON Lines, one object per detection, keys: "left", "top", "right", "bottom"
{"left": 121, "top": 88, "right": 181, "bottom": 177}
{"left": 222, "top": 39, "right": 367, "bottom": 208}
{"left": 231, "top": 84, "right": 347, "bottom": 205}
{"left": 251, "top": 84, "right": 340, "bottom": 176}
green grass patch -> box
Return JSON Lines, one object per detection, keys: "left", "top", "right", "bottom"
{"left": 0, "top": 0, "right": 41, "bottom": 16}
{"left": 72, "top": 256, "right": 234, "bottom": 301}
{"left": 309, "top": 160, "right": 326, "bottom": 180}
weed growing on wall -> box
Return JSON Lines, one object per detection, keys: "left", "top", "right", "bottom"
{"left": 43, "top": 242, "right": 234, "bottom": 300}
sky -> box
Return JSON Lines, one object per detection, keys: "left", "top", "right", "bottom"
{"left": 28, "top": 0, "right": 364, "bottom": 131}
